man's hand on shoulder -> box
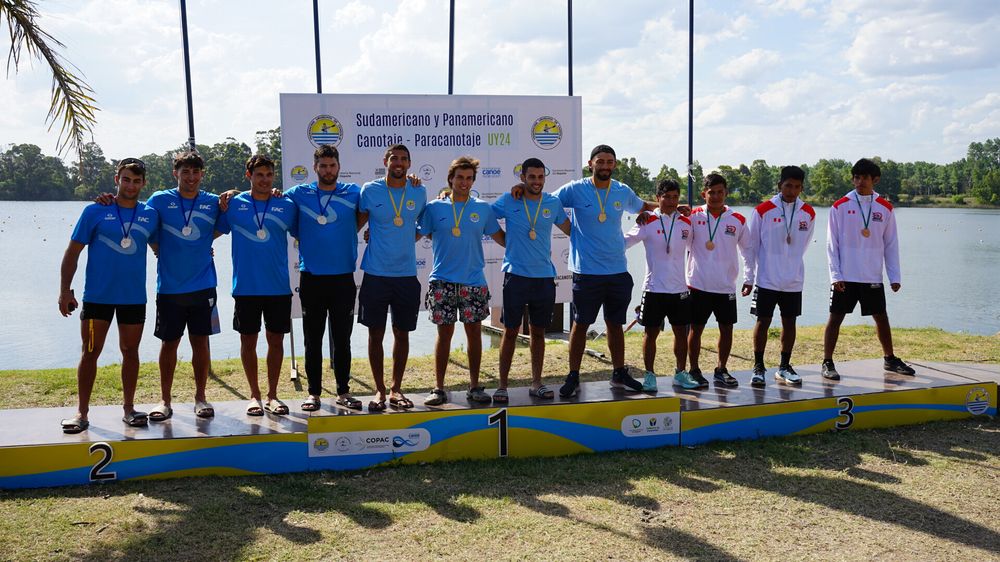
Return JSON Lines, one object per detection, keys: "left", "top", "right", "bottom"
{"left": 510, "top": 183, "right": 525, "bottom": 200}
{"left": 218, "top": 189, "right": 241, "bottom": 211}
{"left": 94, "top": 192, "right": 115, "bottom": 206}
{"left": 407, "top": 174, "right": 422, "bottom": 187}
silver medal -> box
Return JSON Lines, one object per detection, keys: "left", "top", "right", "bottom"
{"left": 257, "top": 229, "right": 267, "bottom": 240}
{"left": 120, "top": 237, "right": 132, "bottom": 249}
{"left": 317, "top": 215, "right": 327, "bottom": 225}
{"left": 181, "top": 226, "right": 192, "bottom": 236}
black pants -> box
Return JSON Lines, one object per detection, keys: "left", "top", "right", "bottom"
{"left": 299, "top": 271, "right": 356, "bottom": 396}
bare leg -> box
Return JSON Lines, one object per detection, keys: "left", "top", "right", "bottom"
{"left": 390, "top": 326, "right": 410, "bottom": 395}
{"left": 189, "top": 334, "right": 211, "bottom": 403}
{"left": 118, "top": 323, "right": 144, "bottom": 416}
{"left": 717, "top": 323, "right": 733, "bottom": 369}
{"left": 688, "top": 324, "right": 706, "bottom": 372}
{"left": 76, "top": 319, "right": 111, "bottom": 419}
{"left": 671, "top": 324, "right": 689, "bottom": 371}
{"left": 434, "top": 323, "right": 455, "bottom": 389}
{"left": 780, "top": 316, "right": 796, "bottom": 355}
{"left": 239, "top": 333, "right": 262, "bottom": 401}
{"left": 824, "top": 313, "right": 846, "bottom": 360}
{"left": 158, "top": 338, "right": 181, "bottom": 407}
{"left": 265, "top": 330, "right": 284, "bottom": 401}
{"left": 606, "top": 322, "right": 625, "bottom": 370}
{"left": 872, "top": 313, "right": 894, "bottom": 357}
{"left": 568, "top": 322, "right": 589, "bottom": 373}
{"left": 464, "top": 321, "right": 483, "bottom": 387}
{"left": 643, "top": 325, "right": 660, "bottom": 372}
{"left": 368, "top": 327, "right": 386, "bottom": 401}
{"left": 498, "top": 326, "right": 518, "bottom": 389}
{"left": 528, "top": 325, "right": 546, "bottom": 388}
{"left": 752, "top": 317, "right": 771, "bottom": 355}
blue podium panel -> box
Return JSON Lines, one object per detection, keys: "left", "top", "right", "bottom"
{"left": 306, "top": 385, "right": 681, "bottom": 471}
{"left": 679, "top": 359, "right": 998, "bottom": 446}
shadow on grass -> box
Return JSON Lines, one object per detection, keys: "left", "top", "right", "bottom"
{"left": 9, "top": 418, "right": 998, "bottom": 560}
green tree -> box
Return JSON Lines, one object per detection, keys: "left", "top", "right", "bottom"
{"left": 254, "top": 127, "right": 282, "bottom": 189}
{"left": 200, "top": 138, "right": 252, "bottom": 194}
{"left": 746, "top": 159, "right": 774, "bottom": 204}
{"left": 0, "top": 143, "right": 72, "bottom": 200}
{"left": 809, "top": 159, "right": 851, "bottom": 204}
{"left": 607, "top": 156, "right": 653, "bottom": 199}
{"left": 71, "top": 141, "right": 114, "bottom": 200}
{"left": 715, "top": 165, "right": 747, "bottom": 202}
{"left": 2, "top": 0, "right": 99, "bottom": 162}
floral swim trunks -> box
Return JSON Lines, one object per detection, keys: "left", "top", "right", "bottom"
{"left": 425, "top": 280, "right": 491, "bottom": 325}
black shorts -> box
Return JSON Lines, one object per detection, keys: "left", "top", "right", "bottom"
{"left": 690, "top": 288, "right": 737, "bottom": 325}
{"left": 571, "top": 272, "right": 634, "bottom": 326}
{"left": 81, "top": 302, "right": 146, "bottom": 325}
{"left": 234, "top": 295, "right": 292, "bottom": 334}
{"left": 358, "top": 274, "right": 421, "bottom": 332}
{"left": 751, "top": 287, "right": 802, "bottom": 318}
{"left": 154, "top": 288, "right": 217, "bottom": 341}
{"left": 830, "top": 282, "right": 887, "bottom": 316}
{"left": 501, "top": 273, "right": 556, "bottom": 329}
{"left": 639, "top": 291, "right": 691, "bottom": 328}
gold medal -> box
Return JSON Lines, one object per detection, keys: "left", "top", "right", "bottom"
{"left": 598, "top": 212, "right": 607, "bottom": 223}
{"left": 452, "top": 227, "right": 462, "bottom": 237}
{"left": 528, "top": 229, "right": 537, "bottom": 240}
{"left": 861, "top": 228, "right": 871, "bottom": 238}
{"left": 705, "top": 240, "right": 715, "bottom": 251}
{"left": 393, "top": 216, "right": 404, "bottom": 227}
{"left": 387, "top": 185, "right": 407, "bottom": 229}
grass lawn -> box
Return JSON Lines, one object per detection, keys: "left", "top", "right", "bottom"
{"left": 1, "top": 325, "right": 997, "bottom": 560}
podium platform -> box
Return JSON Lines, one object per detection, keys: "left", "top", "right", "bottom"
{"left": 0, "top": 360, "right": 995, "bottom": 490}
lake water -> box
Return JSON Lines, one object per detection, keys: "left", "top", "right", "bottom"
{"left": 0, "top": 202, "right": 997, "bottom": 370}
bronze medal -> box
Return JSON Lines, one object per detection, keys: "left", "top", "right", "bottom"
{"left": 861, "top": 228, "right": 871, "bottom": 238}
{"left": 393, "top": 216, "right": 404, "bottom": 227}
{"left": 706, "top": 240, "right": 715, "bottom": 251}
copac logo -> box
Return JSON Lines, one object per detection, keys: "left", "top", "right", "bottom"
{"left": 313, "top": 437, "right": 329, "bottom": 452}
{"left": 290, "top": 165, "right": 309, "bottom": 182}
{"left": 966, "top": 387, "right": 991, "bottom": 415}
{"left": 531, "top": 116, "right": 562, "bottom": 150}
{"left": 308, "top": 115, "right": 343, "bottom": 148}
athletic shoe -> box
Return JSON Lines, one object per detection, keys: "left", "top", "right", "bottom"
{"left": 673, "top": 370, "right": 699, "bottom": 390}
{"left": 559, "top": 372, "right": 580, "bottom": 397}
{"left": 714, "top": 367, "right": 739, "bottom": 388}
{"left": 775, "top": 364, "right": 802, "bottom": 385}
{"left": 642, "top": 371, "right": 658, "bottom": 392}
{"left": 884, "top": 355, "right": 916, "bottom": 376}
{"left": 610, "top": 368, "right": 643, "bottom": 393}
{"left": 821, "top": 360, "right": 840, "bottom": 380}
{"left": 690, "top": 369, "right": 710, "bottom": 389}
{"left": 751, "top": 364, "right": 766, "bottom": 388}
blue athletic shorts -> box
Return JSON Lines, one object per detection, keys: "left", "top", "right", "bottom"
{"left": 501, "top": 273, "right": 556, "bottom": 329}
{"left": 571, "top": 272, "right": 633, "bottom": 326}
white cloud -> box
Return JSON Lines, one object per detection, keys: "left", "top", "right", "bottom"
{"left": 717, "top": 48, "right": 781, "bottom": 82}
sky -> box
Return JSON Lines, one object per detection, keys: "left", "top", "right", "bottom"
{"left": 3, "top": 0, "right": 1000, "bottom": 173}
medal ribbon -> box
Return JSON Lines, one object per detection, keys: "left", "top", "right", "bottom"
{"left": 781, "top": 199, "right": 797, "bottom": 240}
{"left": 592, "top": 179, "right": 611, "bottom": 218}
{"left": 658, "top": 211, "right": 677, "bottom": 253}
{"left": 315, "top": 185, "right": 335, "bottom": 219}
{"left": 451, "top": 198, "right": 468, "bottom": 231}
{"left": 706, "top": 207, "right": 724, "bottom": 243}
{"left": 115, "top": 202, "right": 138, "bottom": 241}
{"left": 522, "top": 196, "right": 543, "bottom": 234}
{"left": 252, "top": 194, "right": 271, "bottom": 232}
{"left": 178, "top": 191, "right": 198, "bottom": 229}
{"left": 854, "top": 193, "right": 873, "bottom": 231}
{"left": 387, "top": 184, "right": 407, "bottom": 223}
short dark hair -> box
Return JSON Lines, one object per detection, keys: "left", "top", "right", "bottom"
{"left": 779, "top": 165, "right": 805, "bottom": 184}
{"left": 173, "top": 150, "right": 204, "bottom": 170}
{"left": 851, "top": 158, "right": 881, "bottom": 178}
{"left": 448, "top": 156, "right": 480, "bottom": 182}
{"left": 589, "top": 144, "right": 616, "bottom": 160}
{"left": 656, "top": 179, "right": 680, "bottom": 197}
{"left": 704, "top": 173, "right": 727, "bottom": 189}
{"left": 521, "top": 157, "right": 545, "bottom": 175}
{"left": 116, "top": 157, "right": 146, "bottom": 179}
{"left": 246, "top": 154, "right": 275, "bottom": 174}
{"left": 313, "top": 144, "right": 339, "bottom": 164}
{"left": 384, "top": 144, "right": 410, "bottom": 160}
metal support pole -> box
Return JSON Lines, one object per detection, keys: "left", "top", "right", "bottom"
{"left": 313, "top": 0, "right": 323, "bottom": 93}
{"left": 687, "top": 0, "right": 695, "bottom": 207}
{"left": 179, "top": 0, "right": 196, "bottom": 150}
{"left": 567, "top": 0, "right": 573, "bottom": 96}
{"left": 448, "top": 0, "right": 455, "bottom": 94}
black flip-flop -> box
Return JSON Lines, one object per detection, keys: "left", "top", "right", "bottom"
{"left": 336, "top": 395, "right": 363, "bottom": 410}
{"left": 389, "top": 395, "right": 414, "bottom": 409}
{"left": 61, "top": 417, "right": 89, "bottom": 434}
{"left": 122, "top": 411, "right": 148, "bottom": 427}
{"left": 368, "top": 399, "right": 386, "bottom": 412}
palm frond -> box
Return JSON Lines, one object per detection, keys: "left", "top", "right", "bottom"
{"left": 2, "top": 0, "right": 99, "bottom": 160}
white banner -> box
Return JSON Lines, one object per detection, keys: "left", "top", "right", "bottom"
{"left": 280, "top": 94, "right": 582, "bottom": 314}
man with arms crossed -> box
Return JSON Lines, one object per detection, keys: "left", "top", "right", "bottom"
{"left": 144, "top": 151, "right": 221, "bottom": 420}
{"left": 356, "top": 144, "right": 427, "bottom": 411}
{"left": 687, "top": 173, "right": 751, "bottom": 389}
{"left": 492, "top": 157, "right": 570, "bottom": 400}
{"left": 216, "top": 154, "right": 297, "bottom": 416}
{"left": 58, "top": 158, "right": 158, "bottom": 432}
{"left": 744, "top": 166, "right": 816, "bottom": 387}
{"left": 624, "top": 179, "right": 698, "bottom": 391}
{"left": 284, "top": 145, "right": 363, "bottom": 412}
{"left": 822, "top": 158, "right": 915, "bottom": 380}
{"left": 549, "top": 144, "right": 657, "bottom": 397}
{"left": 418, "top": 157, "right": 506, "bottom": 405}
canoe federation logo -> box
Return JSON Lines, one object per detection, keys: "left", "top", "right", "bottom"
{"left": 531, "top": 116, "right": 562, "bottom": 150}
{"left": 290, "top": 165, "right": 309, "bottom": 182}
{"left": 308, "top": 114, "right": 343, "bottom": 148}
{"left": 965, "top": 386, "right": 991, "bottom": 415}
